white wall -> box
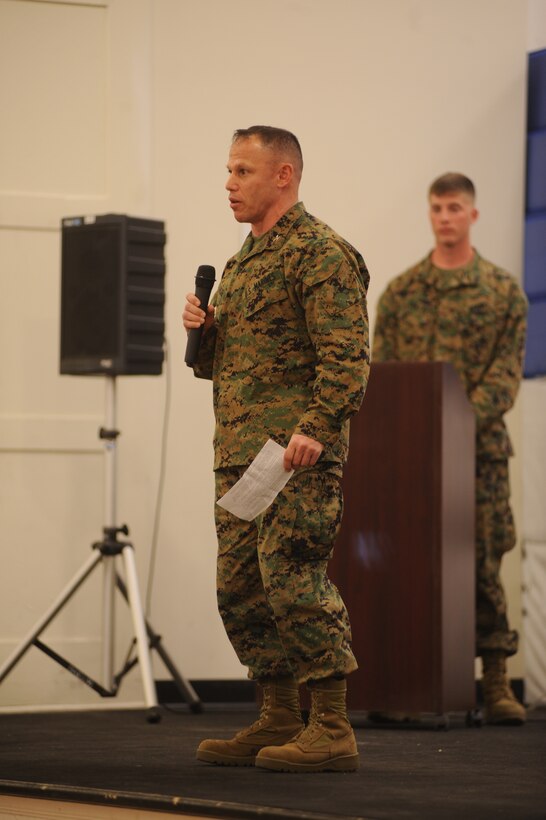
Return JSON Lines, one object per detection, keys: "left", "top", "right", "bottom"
{"left": 0, "top": 0, "right": 530, "bottom": 708}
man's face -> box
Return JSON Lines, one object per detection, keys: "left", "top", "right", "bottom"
{"left": 429, "top": 191, "right": 478, "bottom": 249}
{"left": 225, "top": 136, "right": 282, "bottom": 231}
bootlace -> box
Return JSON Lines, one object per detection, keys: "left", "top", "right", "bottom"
{"left": 298, "top": 690, "right": 339, "bottom": 743}
{"left": 297, "top": 688, "right": 349, "bottom": 743}
{"left": 236, "top": 687, "right": 272, "bottom": 737}
{"left": 483, "top": 657, "right": 512, "bottom": 701}
{"left": 485, "top": 674, "right": 513, "bottom": 701}
{"left": 297, "top": 707, "right": 326, "bottom": 743}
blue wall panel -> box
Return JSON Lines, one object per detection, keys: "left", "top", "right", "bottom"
{"left": 525, "top": 50, "right": 546, "bottom": 377}
{"left": 524, "top": 301, "right": 546, "bottom": 378}
{"left": 528, "top": 48, "right": 546, "bottom": 131}
{"left": 526, "top": 131, "right": 546, "bottom": 212}
{"left": 524, "top": 213, "right": 546, "bottom": 299}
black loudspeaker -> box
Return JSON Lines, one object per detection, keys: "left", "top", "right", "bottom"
{"left": 60, "top": 214, "right": 166, "bottom": 376}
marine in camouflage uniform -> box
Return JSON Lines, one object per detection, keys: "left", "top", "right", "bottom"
{"left": 194, "top": 200, "right": 370, "bottom": 682}
{"left": 373, "top": 251, "right": 527, "bottom": 658}
{"left": 373, "top": 172, "right": 527, "bottom": 725}
{"left": 373, "top": 173, "right": 528, "bottom": 726}
{"left": 186, "top": 126, "right": 369, "bottom": 771}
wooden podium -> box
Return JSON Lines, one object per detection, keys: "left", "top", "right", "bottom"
{"left": 330, "top": 362, "right": 476, "bottom": 717}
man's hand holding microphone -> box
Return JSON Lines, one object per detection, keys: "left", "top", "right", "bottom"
{"left": 183, "top": 265, "right": 216, "bottom": 366}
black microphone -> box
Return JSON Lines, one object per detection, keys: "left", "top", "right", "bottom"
{"left": 185, "top": 265, "right": 216, "bottom": 366}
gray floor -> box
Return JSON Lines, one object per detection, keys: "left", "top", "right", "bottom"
{"left": 1, "top": 705, "right": 545, "bottom": 820}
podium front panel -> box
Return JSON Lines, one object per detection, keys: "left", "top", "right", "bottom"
{"left": 330, "top": 362, "right": 475, "bottom": 714}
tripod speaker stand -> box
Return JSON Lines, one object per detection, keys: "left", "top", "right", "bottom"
{"left": 0, "top": 376, "right": 202, "bottom": 722}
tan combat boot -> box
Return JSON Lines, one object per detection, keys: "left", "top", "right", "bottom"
{"left": 255, "top": 677, "right": 359, "bottom": 772}
{"left": 196, "top": 677, "right": 304, "bottom": 766}
{"left": 481, "top": 652, "right": 526, "bottom": 725}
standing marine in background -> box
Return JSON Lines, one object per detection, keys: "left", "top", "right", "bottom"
{"left": 373, "top": 172, "right": 527, "bottom": 725}
{"left": 183, "top": 126, "right": 370, "bottom": 770}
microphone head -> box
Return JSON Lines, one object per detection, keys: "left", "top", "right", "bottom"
{"left": 196, "top": 265, "right": 216, "bottom": 285}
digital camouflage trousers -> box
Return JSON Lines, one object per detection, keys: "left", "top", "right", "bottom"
{"left": 475, "top": 458, "right": 518, "bottom": 657}
{"left": 214, "top": 465, "right": 358, "bottom": 683}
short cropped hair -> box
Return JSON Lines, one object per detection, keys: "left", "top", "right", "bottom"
{"left": 429, "top": 172, "right": 475, "bottom": 200}
{"left": 232, "top": 125, "right": 303, "bottom": 178}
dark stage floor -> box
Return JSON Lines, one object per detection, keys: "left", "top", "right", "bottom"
{"left": 0, "top": 704, "right": 545, "bottom": 820}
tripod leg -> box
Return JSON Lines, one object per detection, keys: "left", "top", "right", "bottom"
{"left": 150, "top": 635, "right": 203, "bottom": 713}
{"left": 121, "top": 544, "right": 160, "bottom": 722}
{"left": 0, "top": 550, "right": 103, "bottom": 683}
{"left": 115, "top": 575, "right": 202, "bottom": 712}
{"left": 102, "top": 555, "right": 116, "bottom": 691}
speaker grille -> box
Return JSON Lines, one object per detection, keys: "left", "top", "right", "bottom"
{"left": 60, "top": 215, "right": 166, "bottom": 376}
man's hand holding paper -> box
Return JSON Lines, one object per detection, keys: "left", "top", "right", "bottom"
{"left": 217, "top": 439, "right": 295, "bottom": 521}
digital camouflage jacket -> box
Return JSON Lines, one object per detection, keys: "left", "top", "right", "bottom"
{"left": 193, "top": 201, "right": 370, "bottom": 469}
{"left": 372, "top": 251, "right": 527, "bottom": 460}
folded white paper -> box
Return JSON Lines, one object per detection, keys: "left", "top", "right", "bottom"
{"left": 216, "top": 439, "right": 294, "bottom": 521}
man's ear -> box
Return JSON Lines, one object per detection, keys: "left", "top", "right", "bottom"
{"left": 277, "top": 163, "right": 294, "bottom": 188}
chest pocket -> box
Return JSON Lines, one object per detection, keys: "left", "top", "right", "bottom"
{"left": 244, "top": 269, "right": 298, "bottom": 325}
{"left": 239, "top": 268, "right": 311, "bottom": 384}
{"left": 395, "top": 296, "right": 436, "bottom": 358}
{"left": 459, "top": 300, "right": 499, "bottom": 366}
